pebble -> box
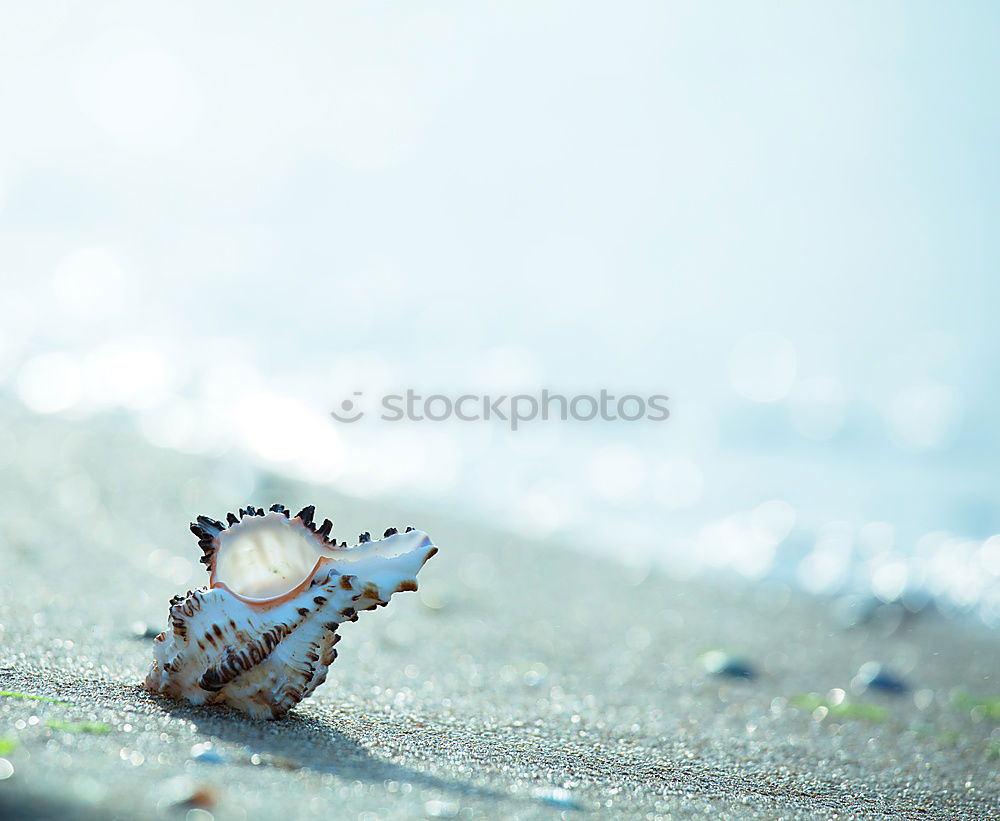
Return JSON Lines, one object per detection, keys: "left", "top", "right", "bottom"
{"left": 129, "top": 622, "right": 162, "bottom": 640}
{"left": 535, "top": 786, "right": 582, "bottom": 810}
{"left": 853, "top": 662, "right": 909, "bottom": 695}
{"left": 701, "top": 651, "right": 757, "bottom": 680}
{"left": 190, "top": 742, "right": 225, "bottom": 764}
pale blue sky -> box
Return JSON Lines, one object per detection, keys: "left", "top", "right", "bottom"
{"left": 1, "top": 3, "right": 998, "bottom": 572}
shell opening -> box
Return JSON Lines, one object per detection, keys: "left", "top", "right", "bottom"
{"left": 213, "top": 512, "right": 328, "bottom": 600}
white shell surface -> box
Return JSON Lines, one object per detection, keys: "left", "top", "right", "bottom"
{"left": 144, "top": 516, "right": 437, "bottom": 719}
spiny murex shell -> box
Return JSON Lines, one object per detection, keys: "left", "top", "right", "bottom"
{"left": 143, "top": 504, "right": 437, "bottom": 718}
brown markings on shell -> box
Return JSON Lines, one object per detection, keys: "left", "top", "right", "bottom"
{"left": 198, "top": 621, "right": 292, "bottom": 692}
{"left": 359, "top": 582, "right": 387, "bottom": 604}
{"left": 395, "top": 579, "right": 418, "bottom": 593}
{"left": 286, "top": 632, "right": 345, "bottom": 710}
{"left": 318, "top": 632, "right": 341, "bottom": 668}
{"left": 144, "top": 661, "right": 184, "bottom": 699}
{"left": 269, "top": 644, "right": 319, "bottom": 716}
{"left": 169, "top": 590, "right": 203, "bottom": 639}
{"left": 351, "top": 581, "right": 388, "bottom": 614}
{"left": 161, "top": 680, "right": 183, "bottom": 699}
{"left": 141, "top": 665, "right": 161, "bottom": 693}
{"left": 194, "top": 578, "right": 343, "bottom": 699}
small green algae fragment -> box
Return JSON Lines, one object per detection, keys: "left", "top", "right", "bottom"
{"left": 0, "top": 691, "right": 71, "bottom": 705}
{"left": 951, "top": 691, "right": 1000, "bottom": 721}
{"left": 790, "top": 693, "right": 888, "bottom": 722}
{"left": 45, "top": 720, "right": 110, "bottom": 734}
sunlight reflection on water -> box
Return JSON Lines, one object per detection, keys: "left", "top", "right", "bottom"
{"left": 1, "top": 3, "right": 998, "bottom": 627}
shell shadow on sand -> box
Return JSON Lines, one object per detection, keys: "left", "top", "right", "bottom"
{"left": 152, "top": 691, "right": 515, "bottom": 805}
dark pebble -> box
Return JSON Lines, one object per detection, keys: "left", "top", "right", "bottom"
{"left": 702, "top": 650, "right": 756, "bottom": 680}
{"left": 854, "top": 661, "right": 909, "bottom": 695}
{"left": 129, "top": 622, "right": 162, "bottom": 640}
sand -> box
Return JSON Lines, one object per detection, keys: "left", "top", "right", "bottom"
{"left": 0, "top": 404, "right": 998, "bottom": 819}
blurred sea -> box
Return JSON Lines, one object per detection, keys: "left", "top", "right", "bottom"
{"left": 1, "top": 4, "right": 998, "bottom": 627}
{"left": 2, "top": 328, "right": 998, "bottom": 631}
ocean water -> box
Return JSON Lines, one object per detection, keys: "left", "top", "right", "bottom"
{"left": 0, "top": 5, "right": 998, "bottom": 626}
{"left": 1, "top": 333, "right": 998, "bottom": 630}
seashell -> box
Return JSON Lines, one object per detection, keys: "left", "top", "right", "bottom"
{"left": 143, "top": 504, "right": 437, "bottom": 718}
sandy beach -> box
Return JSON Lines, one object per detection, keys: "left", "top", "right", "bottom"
{"left": 1, "top": 405, "right": 998, "bottom": 820}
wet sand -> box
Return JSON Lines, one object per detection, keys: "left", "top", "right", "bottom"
{"left": 1, "top": 405, "right": 998, "bottom": 819}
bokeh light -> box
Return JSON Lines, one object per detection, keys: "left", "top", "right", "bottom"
{"left": 0, "top": 1, "right": 997, "bottom": 627}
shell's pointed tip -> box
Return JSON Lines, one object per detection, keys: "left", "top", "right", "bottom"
{"left": 317, "top": 519, "right": 333, "bottom": 539}
{"left": 296, "top": 505, "right": 315, "bottom": 525}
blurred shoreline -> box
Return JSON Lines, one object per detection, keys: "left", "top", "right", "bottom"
{"left": 1, "top": 401, "right": 998, "bottom": 819}
{"left": 3, "top": 391, "right": 997, "bottom": 634}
